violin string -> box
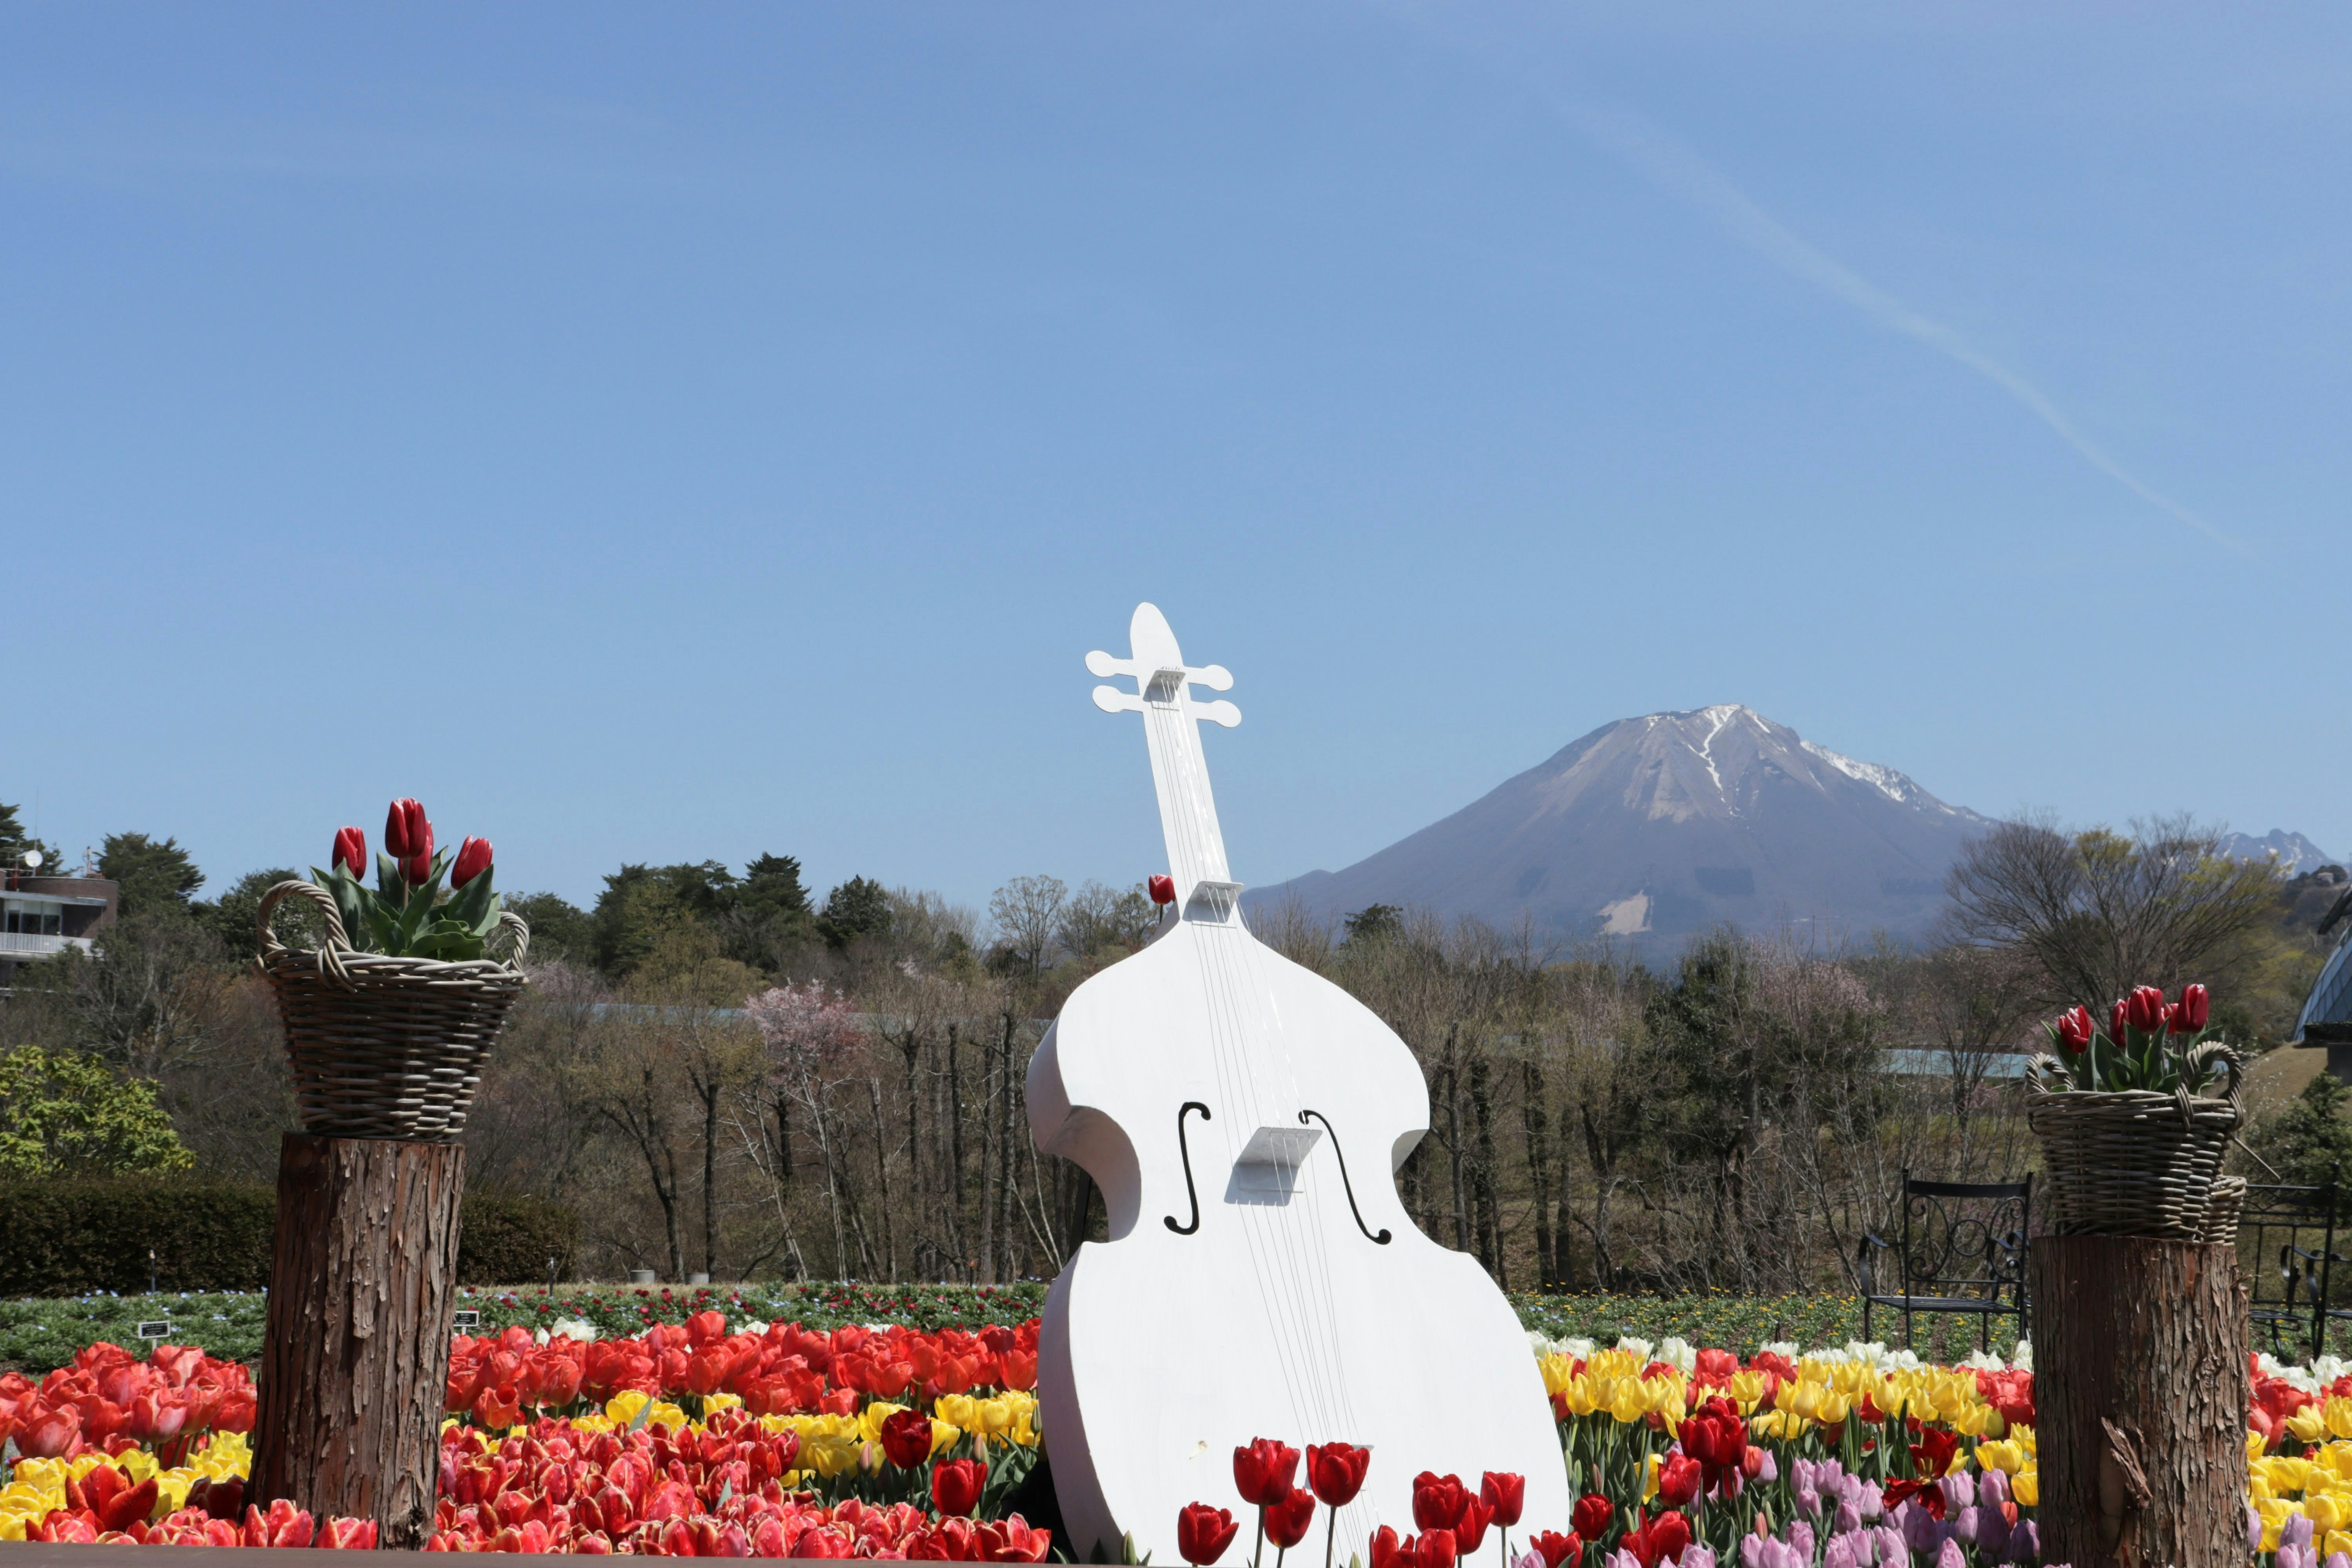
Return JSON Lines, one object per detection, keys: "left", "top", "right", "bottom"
{"left": 1146, "top": 675, "right": 1365, "bottom": 1547}
{"left": 1148, "top": 689, "right": 1337, "bottom": 1450}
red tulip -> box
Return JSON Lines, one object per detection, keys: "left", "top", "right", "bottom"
{"left": 1620, "top": 1510, "right": 1689, "bottom": 1568}
{"left": 1234, "top": 1438, "right": 1300, "bottom": 1506}
{"left": 1412, "top": 1529, "right": 1457, "bottom": 1568}
{"left": 1308, "top": 1442, "right": 1371, "bottom": 1507}
{"left": 1149, "top": 875, "right": 1177, "bottom": 905}
{"left": 2125, "top": 984, "right": 2167, "bottom": 1035}
{"left": 2109, "top": 998, "right": 2130, "bottom": 1044}
{"left": 1570, "top": 1495, "right": 1613, "bottom": 1544}
{"left": 1656, "top": 1453, "right": 1702, "bottom": 1509}
{"left": 2179, "top": 983, "right": 2210, "bottom": 1031}
{"left": 1529, "top": 1532, "right": 1581, "bottom": 1568}
{"left": 452, "top": 836, "right": 493, "bottom": 889}
{"left": 18, "top": 1405, "right": 81, "bottom": 1457}
{"left": 1452, "top": 1494, "right": 1494, "bottom": 1553}
{"left": 1479, "top": 1472, "right": 1524, "bottom": 1529}
{"left": 318, "top": 1518, "right": 378, "bottom": 1550}
{"left": 1177, "top": 1504, "right": 1242, "bottom": 1567}
{"left": 1412, "top": 1472, "right": 1470, "bottom": 1534}
{"left": 1370, "top": 1527, "right": 1409, "bottom": 1568}
{"left": 1264, "top": 1489, "right": 1317, "bottom": 1551}
{"left": 880, "top": 1407, "right": 935, "bottom": 1469}
{"left": 932, "top": 1457, "right": 986, "bottom": 1517}
{"left": 2052, "top": 1005, "right": 2095, "bottom": 1054}
{"left": 470, "top": 1383, "right": 521, "bottom": 1430}
{"left": 385, "top": 798, "right": 428, "bottom": 859}
{"left": 332, "top": 827, "right": 366, "bottom": 876}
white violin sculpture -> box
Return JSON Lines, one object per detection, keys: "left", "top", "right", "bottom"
{"left": 1028, "top": 603, "right": 1571, "bottom": 1561}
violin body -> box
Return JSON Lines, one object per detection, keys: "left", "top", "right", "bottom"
{"left": 1028, "top": 605, "right": 1570, "bottom": 1560}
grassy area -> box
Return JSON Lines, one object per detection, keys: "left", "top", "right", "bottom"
{"left": 1507, "top": 1289, "right": 2024, "bottom": 1360}
{"left": 0, "top": 1281, "right": 1051, "bottom": 1375}
{"left": 0, "top": 1279, "right": 2164, "bottom": 1376}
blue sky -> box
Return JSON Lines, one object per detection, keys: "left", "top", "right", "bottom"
{"left": 6, "top": 4, "right": 2347, "bottom": 914}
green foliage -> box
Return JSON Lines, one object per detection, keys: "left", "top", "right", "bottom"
{"left": 594, "top": 862, "right": 736, "bottom": 974}
{"left": 1504, "top": 1289, "right": 2012, "bottom": 1358}
{"left": 457, "top": 1191, "right": 583, "bottom": 1285}
{"left": 819, "top": 876, "right": 892, "bottom": 949}
{"left": 2242, "top": 1071, "right": 2352, "bottom": 1200}
{"left": 0, "top": 1044, "right": 192, "bottom": 1177}
{"left": 1342, "top": 904, "right": 1403, "bottom": 946}
{"left": 0, "top": 1176, "right": 274, "bottom": 1296}
{"left": 309, "top": 848, "right": 505, "bottom": 960}
{"left": 99, "top": 832, "right": 205, "bottom": 918}
{"left": 203, "top": 867, "right": 319, "bottom": 960}
{"left": 0, "top": 1177, "right": 582, "bottom": 1298}
{"left": 0, "top": 801, "right": 59, "bottom": 870}
{"left": 0, "top": 1291, "right": 270, "bottom": 1374}
{"left": 737, "top": 854, "right": 812, "bottom": 925}
{"left": 507, "top": 891, "right": 595, "bottom": 965}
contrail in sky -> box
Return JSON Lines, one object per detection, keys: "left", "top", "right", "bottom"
{"left": 1550, "top": 96, "right": 2249, "bottom": 556}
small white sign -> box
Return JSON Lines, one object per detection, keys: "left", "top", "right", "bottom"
{"left": 451, "top": 1310, "right": 481, "bottom": 1330}
{"left": 135, "top": 1321, "right": 170, "bottom": 1341}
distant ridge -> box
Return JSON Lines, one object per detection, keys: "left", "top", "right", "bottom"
{"left": 2217, "top": 829, "right": 2340, "bottom": 878}
{"left": 1248, "top": 705, "right": 1992, "bottom": 952}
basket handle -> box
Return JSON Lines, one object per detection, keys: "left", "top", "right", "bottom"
{"left": 256, "top": 879, "right": 357, "bottom": 989}
{"left": 2185, "top": 1040, "right": 2244, "bottom": 1127}
{"left": 489, "top": 909, "right": 532, "bottom": 965}
{"left": 2024, "top": 1051, "right": 2073, "bottom": 1093}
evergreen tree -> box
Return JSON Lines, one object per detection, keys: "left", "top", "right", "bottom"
{"left": 99, "top": 832, "right": 205, "bottom": 918}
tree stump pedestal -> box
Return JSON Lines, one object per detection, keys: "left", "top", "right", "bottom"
{"left": 251, "top": 1134, "right": 467, "bottom": 1551}
{"left": 2028, "top": 1234, "right": 2250, "bottom": 1568}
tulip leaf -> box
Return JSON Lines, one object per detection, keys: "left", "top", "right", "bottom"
{"left": 445, "top": 865, "right": 498, "bottom": 932}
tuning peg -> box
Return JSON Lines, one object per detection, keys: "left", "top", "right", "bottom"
{"left": 1192, "top": 699, "right": 1241, "bottom": 728}
{"left": 1092, "top": 685, "right": 1145, "bottom": 715}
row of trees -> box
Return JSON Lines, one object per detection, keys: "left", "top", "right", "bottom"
{"left": 1, "top": 805, "right": 2340, "bottom": 1292}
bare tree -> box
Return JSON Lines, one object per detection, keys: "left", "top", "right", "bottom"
{"left": 1944, "top": 812, "right": 2284, "bottom": 1009}
{"left": 988, "top": 876, "right": 1068, "bottom": 976}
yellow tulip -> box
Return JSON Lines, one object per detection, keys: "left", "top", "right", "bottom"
{"left": 1728, "top": 1370, "right": 1768, "bottom": 1415}
{"left": 2307, "top": 1491, "right": 2350, "bottom": 1531}
{"left": 937, "top": 1395, "right": 979, "bottom": 1430}
{"left": 2291, "top": 1408, "right": 2331, "bottom": 1446}
{"left": 2328, "top": 1529, "right": 2352, "bottom": 1559}
{"left": 859, "top": 1401, "right": 910, "bottom": 1444}
{"left": 1975, "top": 1439, "right": 2024, "bottom": 1475}
{"left": 1642, "top": 1453, "right": 1661, "bottom": 1502}
{"left": 2011, "top": 1469, "right": 2039, "bottom": 1507}
{"left": 2328, "top": 1399, "right": 2352, "bottom": 1441}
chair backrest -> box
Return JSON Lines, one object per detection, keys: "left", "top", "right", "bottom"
{"left": 2239, "top": 1180, "right": 2340, "bottom": 1317}
{"left": 1894, "top": 1172, "right": 2033, "bottom": 1297}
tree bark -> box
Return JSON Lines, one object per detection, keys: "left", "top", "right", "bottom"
{"left": 2029, "top": 1235, "right": 2250, "bottom": 1568}
{"left": 252, "top": 1134, "right": 465, "bottom": 1551}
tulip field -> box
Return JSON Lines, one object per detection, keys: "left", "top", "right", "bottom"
{"left": 6, "top": 1306, "right": 2352, "bottom": 1561}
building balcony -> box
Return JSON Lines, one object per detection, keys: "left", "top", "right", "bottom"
{"left": 0, "top": 932, "right": 95, "bottom": 959}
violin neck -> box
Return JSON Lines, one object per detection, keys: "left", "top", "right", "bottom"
{"left": 1140, "top": 671, "right": 1234, "bottom": 911}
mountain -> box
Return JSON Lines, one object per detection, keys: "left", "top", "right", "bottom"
{"left": 1248, "top": 705, "right": 1992, "bottom": 952}
{"left": 2217, "top": 829, "right": 2340, "bottom": 878}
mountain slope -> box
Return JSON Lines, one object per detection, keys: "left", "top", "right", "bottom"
{"left": 1249, "top": 705, "right": 1991, "bottom": 949}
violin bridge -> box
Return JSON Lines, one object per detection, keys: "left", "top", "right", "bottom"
{"left": 1226, "top": 1123, "right": 1322, "bottom": 1205}
{"left": 1185, "top": 880, "right": 1244, "bottom": 925}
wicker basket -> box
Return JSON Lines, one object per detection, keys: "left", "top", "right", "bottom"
{"left": 2201, "top": 1175, "right": 2247, "bottom": 1245}
{"left": 256, "top": 880, "right": 529, "bottom": 1141}
{"left": 2025, "top": 1044, "right": 2243, "bottom": 1242}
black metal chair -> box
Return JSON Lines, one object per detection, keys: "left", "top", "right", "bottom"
{"left": 2241, "top": 1174, "right": 2340, "bottom": 1362}
{"left": 1858, "top": 1169, "right": 2032, "bottom": 1354}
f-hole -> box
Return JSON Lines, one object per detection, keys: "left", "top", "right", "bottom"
{"left": 1164, "top": 1101, "right": 1212, "bottom": 1235}
{"left": 1297, "top": 1109, "right": 1392, "bottom": 1244}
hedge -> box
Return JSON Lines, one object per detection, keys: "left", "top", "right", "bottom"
{"left": 0, "top": 1178, "right": 579, "bottom": 1295}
